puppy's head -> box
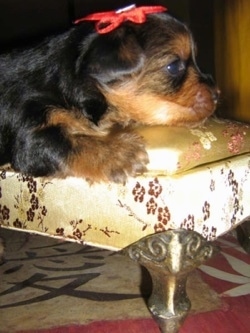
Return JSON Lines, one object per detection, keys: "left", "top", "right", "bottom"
{"left": 76, "top": 10, "right": 219, "bottom": 127}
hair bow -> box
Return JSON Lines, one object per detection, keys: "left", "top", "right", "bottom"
{"left": 74, "top": 4, "right": 167, "bottom": 34}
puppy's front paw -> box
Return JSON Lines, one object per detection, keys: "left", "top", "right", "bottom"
{"left": 67, "top": 130, "right": 149, "bottom": 183}
{"left": 105, "top": 132, "right": 149, "bottom": 183}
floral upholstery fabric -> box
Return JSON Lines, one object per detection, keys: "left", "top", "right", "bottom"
{"left": 0, "top": 117, "right": 250, "bottom": 251}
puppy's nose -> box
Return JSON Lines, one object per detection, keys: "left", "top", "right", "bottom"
{"left": 199, "top": 73, "right": 220, "bottom": 104}
{"left": 212, "top": 88, "right": 220, "bottom": 104}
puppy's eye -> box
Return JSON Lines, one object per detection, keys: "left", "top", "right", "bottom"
{"left": 166, "top": 59, "right": 186, "bottom": 76}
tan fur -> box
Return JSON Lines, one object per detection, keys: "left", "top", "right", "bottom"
{"left": 64, "top": 128, "right": 149, "bottom": 183}
{"left": 100, "top": 33, "right": 216, "bottom": 128}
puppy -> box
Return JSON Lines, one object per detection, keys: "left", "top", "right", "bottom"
{"left": 0, "top": 6, "right": 218, "bottom": 183}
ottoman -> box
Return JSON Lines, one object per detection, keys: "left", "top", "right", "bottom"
{"left": 1, "top": 117, "right": 250, "bottom": 332}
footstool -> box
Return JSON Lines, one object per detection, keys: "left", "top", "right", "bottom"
{"left": 1, "top": 117, "right": 250, "bottom": 333}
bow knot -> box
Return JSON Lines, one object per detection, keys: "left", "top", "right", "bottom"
{"left": 74, "top": 5, "right": 167, "bottom": 34}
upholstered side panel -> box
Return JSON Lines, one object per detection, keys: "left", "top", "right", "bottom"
{"left": 1, "top": 154, "right": 250, "bottom": 251}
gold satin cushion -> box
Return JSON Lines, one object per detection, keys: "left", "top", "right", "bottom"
{"left": 138, "top": 117, "right": 250, "bottom": 175}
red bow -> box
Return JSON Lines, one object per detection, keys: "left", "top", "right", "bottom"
{"left": 74, "top": 5, "right": 167, "bottom": 34}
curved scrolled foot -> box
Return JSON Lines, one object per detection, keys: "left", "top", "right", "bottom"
{"left": 123, "top": 229, "right": 219, "bottom": 333}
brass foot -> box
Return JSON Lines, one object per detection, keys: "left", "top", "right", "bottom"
{"left": 123, "top": 229, "right": 218, "bottom": 333}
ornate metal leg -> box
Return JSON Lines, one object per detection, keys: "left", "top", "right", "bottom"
{"left": 123, "top": 229, "right": 218, "bottom": 333}
{"left": 237, "top": 217, "right": 250, "bottom": 253}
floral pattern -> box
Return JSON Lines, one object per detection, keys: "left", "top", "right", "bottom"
{"left": 0, "top": 118, "right": 250, "bottom": 250}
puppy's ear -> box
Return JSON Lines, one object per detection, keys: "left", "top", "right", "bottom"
{"left": 78, "top": 27, "right": 144, "bottom": 83}
{"left": 72, "top": 26, "right": 144, "bottom": 124}
{"left": 71, "top": 82, "right": 108, "bottom": 125}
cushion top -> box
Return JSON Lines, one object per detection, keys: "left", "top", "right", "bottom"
{"left": 138, "top": 117, "right": 250, "bottom": 175}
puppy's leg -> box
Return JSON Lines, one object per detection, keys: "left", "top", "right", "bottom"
{"left": 12, "top": 126, "right": 72, "bottom": 177}
{"left": 66, "top": 128, "right": 149, "bottom": 183}
{"left": 12, "top": 107, "right": 149, "bottom": 182}
{"left": 46, "top": 108, "right": 149, "bottom": 182}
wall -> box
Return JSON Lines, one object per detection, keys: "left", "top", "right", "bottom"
{"left": 214, "top": 0, "right": 250, "bottom": 122}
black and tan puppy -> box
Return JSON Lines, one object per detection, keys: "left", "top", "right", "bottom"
{"left": 0, "top": 5, "right": 218, "bottom": 183}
